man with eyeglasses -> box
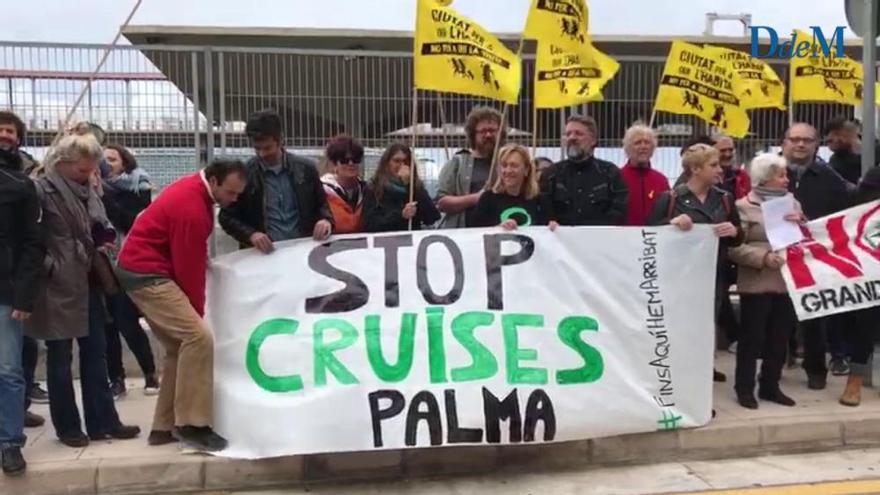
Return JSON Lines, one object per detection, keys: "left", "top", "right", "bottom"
{"left": 219, "top": 110, "right": 334, "bottom": 254}
{"left": 782, "top": 122, "right": 850, "bottom": 391}
{"left": 436, "top": 106, "right": 507, "bottom": 229}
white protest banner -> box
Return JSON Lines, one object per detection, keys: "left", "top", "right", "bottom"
{"left": 207, "top": 226, "right": 718, "bottom": 459}
{"left": 783, "top": 200, "right": 880, "bottom": 321}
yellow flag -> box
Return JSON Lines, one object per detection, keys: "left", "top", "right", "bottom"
{"left": 413, "top": 0, "right": 522, "bottom": 104}
{"left": 524, "top": 0, "right": 617, "bottom": 108}
{"left": 654, "top": 41, "right": 750, "bottom": 138}
{"left": 533, "top": 41, "right": 618, "bottom": 108}
{"left": 790, "top": 29, "right": 862, "bottom": 105}
{"left": 524, "top": 0, "right": 590, "bottom": 49}
{"left": 703, "top": 45, "right": 786, "bottom": 110}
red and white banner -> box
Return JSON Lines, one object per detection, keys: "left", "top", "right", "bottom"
{"left": 783, "top": 200, "right": 880, "bottom": 321}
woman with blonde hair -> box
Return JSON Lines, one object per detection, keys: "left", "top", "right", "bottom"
{"left": 471, "top": 144, "right": 557, "bottom": 230}
{"left": 26, "top": 123, "right": 140, "bottom": 447}
{"left": 650, "top": 143, "right": 743, "bottom": 385}
{"left": 729, "top": 153, "right": 802, "bottom": 409}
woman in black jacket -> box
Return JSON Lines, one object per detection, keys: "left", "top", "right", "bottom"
{"left": 650, "top": 143, "right": 744, "bottom": 386}
{"left": 363, "top": 143, "right": 440, "bottom": 232}
{"left": 471, "top": 143, "right": 557, "bottom": 230}
{"left": 99, "top": 144, "right": 158, "bottom": 399}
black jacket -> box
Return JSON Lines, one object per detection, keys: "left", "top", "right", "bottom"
{"left": 540, "top": 156, "right": 629, "bottom": 226}
{"left": 219, "top": 152, "right": 333, "bottom": 247}
{"left": 650, "top": 184, "right": 743, "bottom": 273}
{"left": 787, "top": 161, "right": 849, "bottom": 220}
{"left": 0, "top": 149, "right": 45, "bottom": 312}
{"left": 102, "top": 187, "right": 151, "bottom": 234}
{"left": 363, "top": 182, "right": 440, "bottom": 233}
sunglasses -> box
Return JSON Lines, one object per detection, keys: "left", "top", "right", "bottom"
{"left": 337, "top": 157, "right": 362, "bottom": 165}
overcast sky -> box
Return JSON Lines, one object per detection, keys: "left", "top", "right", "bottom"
{"left": 4, "top": 0, "right": 859, "bottom": 43}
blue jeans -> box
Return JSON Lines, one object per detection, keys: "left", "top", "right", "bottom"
{"left": 46, "top": 291, "right": 121, "bottom": 438}
{"left": 0, "top": 304, "right": 26, "bottom": 449}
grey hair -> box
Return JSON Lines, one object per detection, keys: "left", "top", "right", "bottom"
{"left": 749, "top": 152, "right": 787, "bottom": 187}
{"left": 44, "top": 122, "right": 103, "bottom": 173}
{"left": 622, "top": 124, "right": 657, "bottom": 158}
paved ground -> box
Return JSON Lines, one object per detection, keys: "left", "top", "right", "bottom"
{"left": 221, "top": 448, "right": 880, "bottom": 495}
{"left": 8, "top": 352, "right": 880, "bottom": 495}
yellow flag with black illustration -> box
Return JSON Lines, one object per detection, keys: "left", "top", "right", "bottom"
{"left": 525, "top": 0, "right": 590, "bottom": 48}
{"left": 790, "top": 29, "right": 862, "bottom": 105}
{"left": 524, "top": 0, "right": 618, "bottom": 108}
{"left": 413, "top": 0, "right": 521, "bottom": 104}
{"left": 654, "top": 41, "right": 750, "bottom": 138}
{"left": 703, "top": 45, "right": 786, "bottom": 110}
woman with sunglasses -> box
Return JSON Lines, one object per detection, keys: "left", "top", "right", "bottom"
{"left": 321, "top": 135, "right": 367, "bottom": 234}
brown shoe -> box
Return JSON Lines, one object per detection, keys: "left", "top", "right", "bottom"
{"left": 839, "top": 374, "right": 863, "bottom": 407}
{"left": 24, "top": 411, "right": 44, "bottom": 428}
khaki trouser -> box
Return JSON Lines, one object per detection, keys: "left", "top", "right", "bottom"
{"left": 127, "top": 280, "right": 213, "bottom": 431}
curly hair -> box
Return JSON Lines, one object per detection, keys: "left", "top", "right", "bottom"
{"left": 465, "top": 106, "right": 504, "bottom": 149}
{"left": 0, "top": 110, "right": 26, "bottom": 145}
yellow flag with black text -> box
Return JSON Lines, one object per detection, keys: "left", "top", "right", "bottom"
{"left": 790, "top": 29, "right": 862, "bottom": 105}
{"left": 525, "top": 0, "right": 618, "bottom": 108}
{"left": 525, "top": 0, "right": 590, "bottom": 49}
{"left": 533, "top": 41, "right": 618, "bottom": 108}
{"left": 703, "top": 45, "right": 786, "bottom": 110}
{"left": 413, "top": 0, "right": 522, "bottom": 104}
{"left": 654, "top": 41, "right": 750, "bottom": 138}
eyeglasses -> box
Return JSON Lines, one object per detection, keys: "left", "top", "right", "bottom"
{"left": 337, "top": 157, "right": 362, "bottom": 165}
{"left": 786, "top": 137, "right": 816, "bottom": 144}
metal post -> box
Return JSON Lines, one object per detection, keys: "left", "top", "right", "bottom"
{"left": 191, "top": 52, "right": 201, "bottom": 167}
{"left": 30, "top": 78, "right": 37, "bottom": 127}
{"left": 7, "top": 78, "right": 13, "bottom": 112}
{"left": 218, "top": 52, "right": 227, "bottom": 155}
{"left": 863, "top": 0, "right": 877, "bottom": 177}
{"left": 204, "top": 48, "right": 215, "bottom": 166}
{"left": 87, "top": 80, "right": 93, "bottom": 122}
{"left": 125, "top": 79, "right": 132, "bottom": 130}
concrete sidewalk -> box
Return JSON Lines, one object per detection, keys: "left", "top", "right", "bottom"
{"left": 5, "top": 353, "right": 880, "bottom": 495}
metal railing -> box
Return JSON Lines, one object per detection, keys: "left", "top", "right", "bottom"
{"left": 0, "top": 41, "right": 861, "bottom": 189}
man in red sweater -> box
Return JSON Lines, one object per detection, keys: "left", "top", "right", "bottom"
{"left": 116, "top": 159, "right": 247, "bottom": 452}
{"left": 619, "top": 124, "right": 670, "bottom": 226}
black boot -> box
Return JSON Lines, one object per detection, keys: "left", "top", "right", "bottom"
{"left": 807, "top": 373, "right": 827, "bottom": 390}
{"left": 148, "top": 430, "right": 178, "bottom": 446}
{"left": 736, "top": 391, "right": 758, "bottom": 409}
{"left": 713, "top": 369, "right": 727, "bottom": 383}
{"left": 1, "top": 447, "right": 26, "bottom": 476}
{"left": 175, "top": 426, "right": 228, "bottom": 452}
{"left": 89, "top": 424, "right": 141, "bottom": 441}
{"left": 759, "top": 387, "right": 796, "bottom": 407}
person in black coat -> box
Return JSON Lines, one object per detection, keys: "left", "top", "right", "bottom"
{"left": 99, "top": 144, "right": 158, "bottom": 399}
{"left": 0, "top": 135, "right": 45, "bottom": 475}
{"left": 837, "top": 167, "right": 880, "bottom": 407}
{"left": 471, "top": 143, "right": 557, "bottom": 230}
{"left": 363, "top": 143, "right": 440, "bottom": 232}
{"left": 650, "top": 143, "right": 743, "bottom": 387}
{"left": 784, "top": 123, "right": 851, "bottom": 390}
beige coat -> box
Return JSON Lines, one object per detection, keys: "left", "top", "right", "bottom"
{"left": 728, "top": 192, "right": 801, "bottom": 294}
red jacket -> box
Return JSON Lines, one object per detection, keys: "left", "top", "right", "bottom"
{"left": 620, "top": 161, "right": 670, "bottom": 226}
{"left": 118, "top": 173, "right": 215, "bottom": 316}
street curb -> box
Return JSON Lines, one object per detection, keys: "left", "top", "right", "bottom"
{"left": 3, "top": 412, "right": 876, "bottom": 495}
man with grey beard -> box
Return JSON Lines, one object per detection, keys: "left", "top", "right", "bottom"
{"left": 541, "top": 114, "right": 629, "bottom": 226}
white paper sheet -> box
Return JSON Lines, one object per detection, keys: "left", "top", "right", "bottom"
{"left": 761, "top": 195, "right": 804, "bottom": 250}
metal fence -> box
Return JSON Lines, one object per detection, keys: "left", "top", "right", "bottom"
{"left": 0, "top": 41, "right": 862, "bottom": 189}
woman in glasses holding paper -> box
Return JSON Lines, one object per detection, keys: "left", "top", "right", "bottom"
{"left": 729, "top": 153, "right": 803, "bottom": 410}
